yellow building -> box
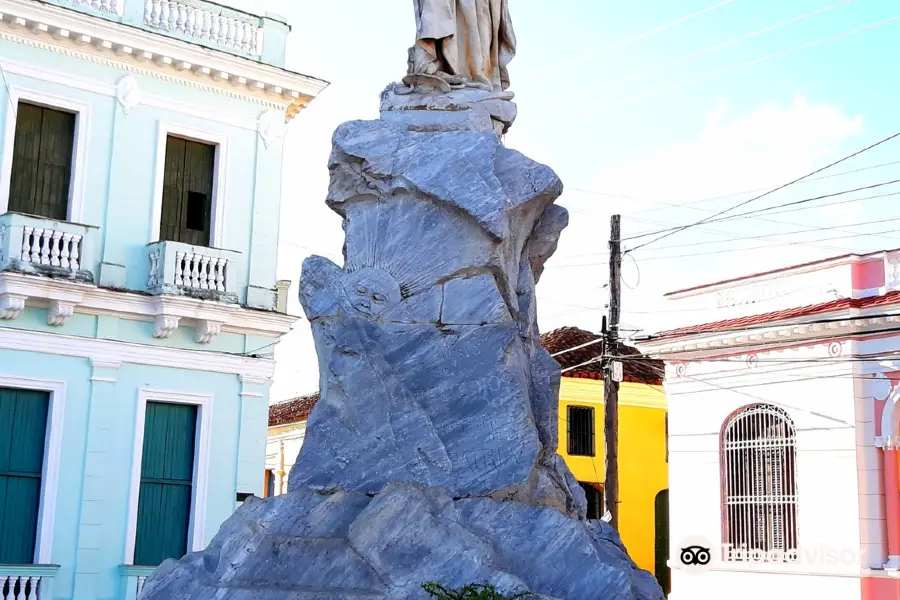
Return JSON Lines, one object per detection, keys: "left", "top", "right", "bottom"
{"left": 542, "top": 327, "right": 669, "bottom": 596}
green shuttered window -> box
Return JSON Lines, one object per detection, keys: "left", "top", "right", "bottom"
{"left": 9, "top": 102, "right": 75, "bottom": 221}
{"left": 159, "top": 136, "right": 215, "bottom": 246}
{"left": 0, "top": 388, "right": 49, "bottom": 565}
{"left": 134, "top": 402, "right": 198, "bottom": 566}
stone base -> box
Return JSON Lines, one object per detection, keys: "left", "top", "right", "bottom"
{"left": 380, "top": 85, "right": 517, "bottom": 135}
{"left": 140, "top": 485, "right": 664, "bottom": 600}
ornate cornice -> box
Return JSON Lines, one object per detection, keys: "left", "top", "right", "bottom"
{"left": 0, "top": 0, "right": 328, "bottom": 117}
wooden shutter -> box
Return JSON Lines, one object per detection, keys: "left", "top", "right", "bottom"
{"left": 8, "top": 102, "right": 75, "bottom": 221}
{"left": 0, "top": 388, "right": 49, "bottom": 564}
{"left": 159, "top": 136, "right": 215, "bottom": 246}
{"left": 134, "top": 402, "right": 197, "bottom": 566}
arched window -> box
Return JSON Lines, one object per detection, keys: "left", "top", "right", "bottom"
{"left": 721, "top": 404, "right": 798, "bottom": 562}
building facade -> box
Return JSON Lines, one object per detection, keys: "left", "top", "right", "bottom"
{"left": 642, "top": 249, "right": 900, "bottom": 600}
{"left": 264, "top": 391, "right": 317, "bottom": 498}
{"left": 542, "top": 326, "right": 670, "bottom": 595}
{"left": 0, "top": 1, "right": 325, "bottom": 598}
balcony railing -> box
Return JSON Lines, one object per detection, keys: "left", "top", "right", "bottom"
{"left": 0, "top": 566, "right": 60, "bottom": 600}
{"left": 144, "top": 0, "right": 262, "bottom": 56}
{"left": 119, "top": 565, "right": 156, "bottom": 600}
{"left": 146, "top": 240, "right": 240, "bottom": 303}
{"left": 41, "top": 0, "right": 286, "bottom": 63}
{"left": 0, "top": 213, "right": 96, "bottom": 282}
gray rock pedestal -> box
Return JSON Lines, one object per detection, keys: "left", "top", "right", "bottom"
{"left": 140, "top": 91, "right": 664, "bottom": 600}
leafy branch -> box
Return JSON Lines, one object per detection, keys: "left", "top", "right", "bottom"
{"left": 422, "top": 583, "right": 533, "bottom": 600}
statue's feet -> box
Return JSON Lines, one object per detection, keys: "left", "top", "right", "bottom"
{"left": 402, "top": 73, "right": 452, "bottom": 93}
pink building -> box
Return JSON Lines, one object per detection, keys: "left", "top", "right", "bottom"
{"left": 642, "top": 249, "right": 900, "bottom": 599}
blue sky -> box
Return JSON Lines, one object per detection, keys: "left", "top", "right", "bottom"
{"left": 235, "top": 0, "right": 900, "bottom": 400}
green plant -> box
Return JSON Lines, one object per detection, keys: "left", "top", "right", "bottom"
{"left": 421, "top": 582, "right": 533, "bottom": 600}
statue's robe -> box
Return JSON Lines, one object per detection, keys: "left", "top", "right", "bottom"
{"left": 413, "top": 0, "right": 516, "bottom": 91}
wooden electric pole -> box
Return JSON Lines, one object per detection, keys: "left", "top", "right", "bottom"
{"left": 604, "top": 214, "right": 622, "bottom": 529}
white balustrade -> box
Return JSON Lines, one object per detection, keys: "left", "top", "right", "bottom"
{"left": 143, "top": 0, "right": 261, "bottom": 55}
{"left": 136, "top": 576, "right": 147, "bottom": 598}
{"left": 21, "top": 227, "right": 82, "bottom": 272}
{"left": 60, "top": 0, "right": 122, "bottom": 14}
{"left": 0, "top": 575, "right": 43, "bottom": 600}
{"left": 173, "top": 251, "right": 227, "bottom": 292}
{"left": 147, "top": 250, "right": 161, "bottom": 288}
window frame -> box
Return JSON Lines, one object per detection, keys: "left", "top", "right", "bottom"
{"left": 150, "top": 122, "right": 228, "bottom": 249}
{"left": 720, "top": 403, "right": 799, "bottom": 563}
{"left": 0, "top": 86, "right": 90, "bottom": 223}
{"left": 567, "top": 404, "right": 596, "bottom": 457}
{"left": 0, "top": 375, "right": 66, "bottom": 565}
{"left": 125, "top": 389, "right": 213, "bottom": 565}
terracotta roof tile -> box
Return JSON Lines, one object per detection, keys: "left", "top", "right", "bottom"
{"left": 539, "top": 326, "right": 664, "bottom": 384}
{"left": 268, "top": 391, "right": 320, "bottom": 427}
{"left": 657, "top": 290, "right": 900, "bottom": 339}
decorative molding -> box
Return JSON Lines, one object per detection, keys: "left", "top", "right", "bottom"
{"left": 91, "top": 358, "right": 122, "bottom": 370}
{"left": 0, "top": 326, "right": 275, "bottom": 379}
{"left": 0, "top": 57, "right": 260, "bottom": 130}
{"left": 152, "top": 314, "right": 180, "bottom": 339}
{"left": 239, "top": 373, "right": 270, "bottom": 398}
{"left": 641, "top": 307, "right": 900, "bottom": 357}
{"left": 257, "top": 108, "right": 286, "bottom": 149}
{"left": 115, "top": 73, "right": 141, "bottom": 115}
{"left": 125, "top": 388, "right": 213, "bottom": 564}
{"left": 0, "top": 375, "right": 66, "bottom": 564}
{"left": 195, "top": 319, "right": 222, "bottom": 344}
{"left": 0, "top": 272, "right": 298, "bottom": 338}
{"left": 0, "top": 0, "right": 326, "bottom": 114}
{"left": 0, "top": 293, "right": 26, "bottom": 320}
{"left": 47, "top": 300, "right": 75, "bottom": 326}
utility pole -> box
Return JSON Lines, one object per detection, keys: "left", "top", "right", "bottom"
{"left": 604, "top": 214, "right": 622, "bottom": 529}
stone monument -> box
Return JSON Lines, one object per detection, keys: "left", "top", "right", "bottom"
{"left": 139, "top": 4, "right": 665, "bottom": 599}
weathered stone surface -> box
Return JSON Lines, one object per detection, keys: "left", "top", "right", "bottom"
{"left": 141, "top": 87, "right": 663, "bottom": 600}
{"left": 380, "top": 87, "right": 518, "bottom": 135}
{"left": 441, "top": 274, "right": 511, "bottom": 324}
{"left": 141, "top": 486, "right": 662, "bottom": 600}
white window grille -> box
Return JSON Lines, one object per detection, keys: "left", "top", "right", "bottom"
{"left": 721, "top": 403, "right": 798, "bottom": 562}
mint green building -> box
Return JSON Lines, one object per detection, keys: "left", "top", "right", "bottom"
{"left": 0, "top": 1, "right": 326, "bottom": 598}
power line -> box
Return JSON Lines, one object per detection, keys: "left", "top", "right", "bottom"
{"left": 625, "top": 131, "right": 900, "bottom": 251}
{"left": 553, "top": 0, "right": 740, "bottom": 73}
{"left": 551, "top": 226, "right": 900, "bottom": 268}
{"left": 596, "top": 15, "right": 900, "bottom": 115}
{"left": 0, "top": 63, "right": 16, "bottom": 118}
{"left": 568, "top": 158, "right": 900, "bottom": 217}
{"left": 584, "top": 0, "right": 860, "bottom": 97}
{"left": 622, "top": 178, "right": 900, "bottom": 243}
{"left": 565, "top": 212, "right": 900, "bottom": 260}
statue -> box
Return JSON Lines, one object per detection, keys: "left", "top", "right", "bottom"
{"left": 403, "top": 0, "right": 516, "bottom": 93}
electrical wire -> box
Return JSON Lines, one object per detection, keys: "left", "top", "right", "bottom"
{"left": 624, "top": 164, "right": 900, "bottom": 250}
{"left": 622, "top": 179, "right": 900, "bottom": 242}
{"left": 563, "top": 212, "right": 900, "bottom": 260}
{"left": 596, "top": 15, "right": 900, "bottom": 116}
{"left": 552, "top": 226, "right": 900, "bottom": 268}
{"left": 568, "top": 158, "right": 900, "bottom": 217}
{"left": 552, "top": 0, "right": 740, "bottom": 72}
{"left": 584, "top": 0, "right": 859, "bottom": 96}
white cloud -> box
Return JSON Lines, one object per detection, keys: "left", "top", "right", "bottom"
{"left": 541, "top": 96, "right": 865, "bottom": 337}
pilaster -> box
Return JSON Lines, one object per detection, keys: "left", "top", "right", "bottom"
{"left": 73, "top": 359, "right": 121, "bottom": 599}
{"left": 235, "top": 375, "right": 270, "bottom": 505}
{"left": 245, "top": 132, "right": 284, "bottom": 310}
